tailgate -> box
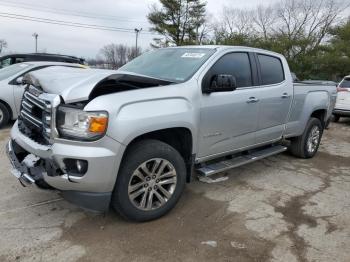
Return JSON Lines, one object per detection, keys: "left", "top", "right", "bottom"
{"left": 335, "top": 88, "right": 350, "bottom": 110}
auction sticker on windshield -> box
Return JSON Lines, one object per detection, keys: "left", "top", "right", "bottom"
{"left": 181, "top": 53, "right": 206, "bottom": 58}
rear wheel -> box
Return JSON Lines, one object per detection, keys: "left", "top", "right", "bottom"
{"left": 0, "top": 102, "right": 10, "bottom": 128}
{"left": 111, "top": 139, "right": 186, "bottom": 222}
{"left": 289, "top": 117, "right": 323, "bottom": 159}
{"left": 333, "top": 114, "right": 340, "bottom": 122}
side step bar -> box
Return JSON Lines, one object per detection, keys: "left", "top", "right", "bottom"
{"left": 196, "top": 145, "right": 287, "bottom": 177}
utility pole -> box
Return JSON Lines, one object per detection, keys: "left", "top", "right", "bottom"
{"left": 134, "top": 28, "right": 142, "bottom": 55}
{"left": 32, "top": 33, "right": 38, "bottom": 53}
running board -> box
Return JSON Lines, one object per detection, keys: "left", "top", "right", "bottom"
{"left": 196, "top": 145, "right": 287, "bottom": 177}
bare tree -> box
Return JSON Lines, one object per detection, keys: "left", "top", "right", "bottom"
{"left": 222, "top": 7, "right": 254, "bottom": 36}
{"left": 100, "top": 44, "right": 129, "bottom": 69}
{"left": 127, "top": 46, "right": 142, "bottom": 61}
{"left": 213, "top": 0, "right": 344, "bottom": 58}
{"left": 212, "top": 7, "right": 255, "bottom": 42}
{"left": 86, "top": 56, "right": 107, "bottom": 68}
{"left": 275, "top": 0, "right": 344, "bottom": 54}
{"left": 100, "top": 44, "right": 143, "bottom": 69}
{"left": 196, "top": 14, "right": 213, "bottom": 44}
{"left": 0, "top": 39, "right": 7, "bottom": 54}
{"left": 252, "top": 5, "right": 276, "bottom": 40}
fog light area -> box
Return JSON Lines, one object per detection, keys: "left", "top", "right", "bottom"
{"left": 63, "top": 158, "right": 88, "bottom": 177}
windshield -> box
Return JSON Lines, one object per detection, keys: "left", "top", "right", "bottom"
{"left": 0, "top": 63, "right": 31, "bottom": 81}
{"left": 120, "top": 48, "right": 216, "bottom": 82}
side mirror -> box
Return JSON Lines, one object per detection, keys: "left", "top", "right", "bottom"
{"left": 206, "top": 74, "right": 237, "bottom": 93}
{"left": 15, "top": 77, "right": 24, "bottom": 85}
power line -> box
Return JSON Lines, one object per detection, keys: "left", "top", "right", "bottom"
{"left": 0, "top": 0, "right": 148, "bottom": 24}
{"left": 0, "top": 13, "right": 133, "bottom": 32}
{"left": 0, "top": 12, "right": 161, "bottom": 36}
{"left": 0, "top": 12, "right": 135, "bottom": 31}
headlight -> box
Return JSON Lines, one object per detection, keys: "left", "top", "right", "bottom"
{"left": 57, "top": 106, "right": 108, "bottom": 141}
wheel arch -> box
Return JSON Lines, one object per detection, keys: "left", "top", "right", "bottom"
{"left": 0, "top": 99, "right": 13, "bottom": 120}
{"left": 310, "top": 108, "right": 327, "bottom": 128}
{"left": 122, "top": 127, "right": 195, "bottom": 183}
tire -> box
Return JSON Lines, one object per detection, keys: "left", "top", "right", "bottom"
{"left": 0, "top": 102, "right": 10, "bottom": 128}
{"left": 289, "top": 117, "right": 323, "bottom": 159}
{"left": 333, "top": 114, "right": 340, "bottom": 122}
{"left": 111, "top": 139, "right": 186, "bottom": 222}
{"left": 325, "top": 117, "right": 331, "bottom": 129}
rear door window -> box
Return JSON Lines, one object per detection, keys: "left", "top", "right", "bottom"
{"left": 258, "top": 54, "right": 285, "bottom": 85}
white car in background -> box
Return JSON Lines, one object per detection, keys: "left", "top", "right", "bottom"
{"left": 333, "top": 76, "right": 350, "bottom": 122}
{"left": 0, "top": 62, "right": 85, "bottom": 127}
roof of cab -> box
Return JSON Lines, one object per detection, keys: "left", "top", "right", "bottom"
{"left": 167, "top": 45, "right": 284, "bottom": 57}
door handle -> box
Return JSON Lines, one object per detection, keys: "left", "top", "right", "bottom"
{"left": 246, "top": 97, "right": 259, "bottom": 103}
{"left": 281, "top": 93, "right": 291, "bottom": 99}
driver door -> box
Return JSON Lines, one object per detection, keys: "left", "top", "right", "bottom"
{"left": 197, "top": 52, "right": 260, "bottom": 159}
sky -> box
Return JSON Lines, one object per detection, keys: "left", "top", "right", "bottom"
{"left": 0, "top": 0, "right": 278, "bottom": 59}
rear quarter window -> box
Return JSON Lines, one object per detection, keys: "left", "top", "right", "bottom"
{"left": 258, "top": 54, "right": 285, "bottom": 85}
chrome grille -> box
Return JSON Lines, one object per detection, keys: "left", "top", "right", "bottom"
{"left": 19, "top": 85, "right": 60, "bottom": 144}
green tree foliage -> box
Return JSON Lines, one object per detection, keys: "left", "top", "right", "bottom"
{"left": 148, "top": 0, "right": 347, "bottom": 80}
{"left": 312, "top": 20, "right": 350, "bottom": 80}
{"left": 147, "top": 0, "right": 207, "bottom": 46}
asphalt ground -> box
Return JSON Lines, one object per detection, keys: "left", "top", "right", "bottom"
{"left": 0, "top": 119, "right": 349, "bottom": 262}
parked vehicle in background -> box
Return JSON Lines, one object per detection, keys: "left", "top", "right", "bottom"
{"left": 333, "top": 76, "right": 350, "bottom": 122}
{"left": 0, "top": 62, "right": 86, "bottom": 127}
{"left": 6, "top": 46, "right": 337, "bottom": 222}
{"left": 0, "top": 53, "right": 85, "bottom": 69}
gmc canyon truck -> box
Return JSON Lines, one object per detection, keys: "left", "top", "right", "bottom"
{"left": 6, "top": 46, "right": 337, "bottom": 222}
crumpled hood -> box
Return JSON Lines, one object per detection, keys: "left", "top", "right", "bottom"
{"left": 24, "top": 66, "right": 115, "bottom": 103}
{"left": 23, "top": 66, "right": 166, "bottom": 103}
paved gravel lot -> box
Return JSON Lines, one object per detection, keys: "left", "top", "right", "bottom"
{"left": 0, "top": 120, "right": 349, "bottom": 262}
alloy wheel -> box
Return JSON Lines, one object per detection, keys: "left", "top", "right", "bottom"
{"left": 0, "top": 109, "right": 3, "bottom": 124}
{"left": 128, "top": 158, "right": 177, "bottom": 211}
{"left": 307, "top": 125, "right": 320, "bottom": 153}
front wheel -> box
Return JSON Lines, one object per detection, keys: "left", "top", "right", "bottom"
{"left": 111, "top": 139, "right": 186, "bottom": 222}
{"left": 0, "top": 102, "right": 10, "bottom": 128}
{"left": 289, "top": 117, "right": 323, "bottom": 159}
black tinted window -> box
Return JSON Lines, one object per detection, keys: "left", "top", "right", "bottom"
{"left": 340, "top": 78, "right": 350, "bottom": 87}
{"left": 14, "top": 57, "right": 25, "bottom": 64}
{"left": 209, "top": 53, "right": 253, "bottom": 88}
{"left": 258, "top": 54, "right": 284, "bottom": 85}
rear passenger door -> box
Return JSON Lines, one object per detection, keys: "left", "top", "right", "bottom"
{"left": 255, "top": 54, "right": 292, "bottom": 144}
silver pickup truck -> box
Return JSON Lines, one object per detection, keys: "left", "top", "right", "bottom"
{"left": 6, "top": 46, "right": 337, "bottom": 221}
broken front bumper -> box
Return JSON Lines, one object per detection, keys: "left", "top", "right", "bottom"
{"left": 6, "top": 121, "right": 126, "bottom": 212}
{"left": 6, "top": 140, "right": 43, "bottom": 187}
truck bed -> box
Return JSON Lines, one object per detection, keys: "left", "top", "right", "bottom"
{"left": 284, "top": 83, "right": 337, "bottom": 138}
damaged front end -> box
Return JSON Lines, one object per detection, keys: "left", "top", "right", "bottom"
{"left": 89, "top": 73, "right": 175, "bottom": 100}
{"left": 6, "top": 139, "right": 59, "bottom": 189}
{"left": 6, "top": 68, "right": 174, "bottom": 211}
